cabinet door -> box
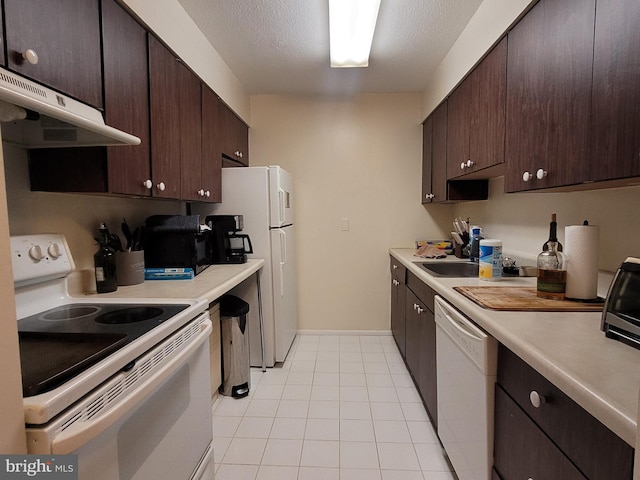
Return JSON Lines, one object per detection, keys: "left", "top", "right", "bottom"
{"left": 404, "top": 290, "right": 421, "bottom": 383}
{"left": 4, "top": 0, "right": 102, "bottom": 108}
{"left": 469, "top": 38, "right": 506, "bottom": 172}
{"left": 149, "top": 35, "right": 182, "bottom": 199}
{"left": 390, "top": 258, "right": 406, "bottom": 358}
{"left": 179, "top": 64, "right": 203, "bottom": 202}
{"left": 234, "top": 114, "right": 249, "bottom": 165}
{"left": 590, "top": 0, "right": 640, "bottom": 182}
{"left": 505, "top": 0, "right": 595, "bottom": 192}
{"left": 431, "top": 102, "right": 448, "bottom": 203}
{"left": 498, "top": 345, "right": 634, "bottom": 480}
{"left": 417, "top": 304, "right": 437, "bottom": 427}
{"left": 102, "top": 0, "right": 151, "bottom": 196}
{"left": 201, "top": 87, "right": 223, "bottom": 203}
{"left": 446, "top": 78, "right": 471, "bottom": 179}
{"left": 421, "top": 117, "right": 433, "bottom": 204}
{"left": 494, "top": 385, "right": 588, "bottom": 480}
{"left": 217, "top": 101, "right": 249, "bottom": 166}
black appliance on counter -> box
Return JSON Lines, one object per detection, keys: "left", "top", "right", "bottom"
{"left": 144, "top": 215, "right": 211, "bottom": 275}
{"left": 601, "top": 257, "right": 640, "bottom": 349}
{"left": 206, "top": 215, "right": 253, "bottom": 264}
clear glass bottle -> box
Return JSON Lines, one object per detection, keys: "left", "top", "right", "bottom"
{"left": 94, "top": 223, "right": 117, "bottom": 293}
{"left": 536, "top": 240, "right": 566, "bottom": 299}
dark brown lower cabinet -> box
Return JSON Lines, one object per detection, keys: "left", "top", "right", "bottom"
{"left": 494, "top": 385, "right": 587, "bottom": 480}
{"left": 417, "top": 300, "right": 436, "bottom": 427}
{"left": 390, "top": 257, "right": 407, "bottom": 358}
{"left": 405, "top": 271, "right": 437, "bottom": 427}
{"left": 495, "top": 344, "right": 634, "bottom": 480}
{"left": 404, "top": 289, "right": 421, "bottom": 386}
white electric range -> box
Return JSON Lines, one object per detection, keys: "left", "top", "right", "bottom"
{"left": 12, "top": 234, "right": 214, "bottom": 479}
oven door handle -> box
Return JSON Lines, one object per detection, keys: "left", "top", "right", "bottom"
{"left": 50, "top": 319, "right": 212, "bottom": 455}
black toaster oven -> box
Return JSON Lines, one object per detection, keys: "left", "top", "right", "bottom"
{"left": 601, "top": 257, "right": 640, "bottom": 349}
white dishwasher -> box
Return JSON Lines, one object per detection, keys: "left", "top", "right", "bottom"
{"left": 435, "top": 295, "right": 497, "bottom": 480}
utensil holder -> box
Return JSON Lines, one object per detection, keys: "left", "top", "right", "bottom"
{"left": 115, "top": 250, "right": 145, "bottom": 286}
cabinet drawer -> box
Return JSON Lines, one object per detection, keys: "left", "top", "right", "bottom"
{"left": 497, "top": 344, "right": 633, "bottom": 480}
{"left": 494, "top": 385, "right": 587, "bottom": 480}
{"left": 407, "top": 270, "right": 434, "bottom": 312}
{"left": 389, "top": 257, "right": 406, "bottom": 284}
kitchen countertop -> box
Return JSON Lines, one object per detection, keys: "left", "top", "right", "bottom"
{"left": 390, "top": 248, "right": 640, "bottom": 447}
{"left": 70, "top": 259, "right": 265, "bottom": 306}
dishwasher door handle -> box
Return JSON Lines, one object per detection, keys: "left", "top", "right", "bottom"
{"left": 441, "top": 309, "right": 485, "bottom": 342}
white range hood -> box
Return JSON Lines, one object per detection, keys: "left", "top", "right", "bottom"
{"left": 0, "top": 66, "right": 140, "bottom": 148}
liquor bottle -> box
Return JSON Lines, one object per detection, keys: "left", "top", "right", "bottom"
{"left": 536, "top": 240, "right": 566, "bottom": 299}
{"left": 94, "top": 223, "right": 117, "bottom": 293}
{"left": 542, "top": 213, "right": 563, "bottom": 252}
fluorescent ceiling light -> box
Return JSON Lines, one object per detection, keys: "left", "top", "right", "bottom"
{"left": 329, "top": 0, "right": 381, "bottom": 68}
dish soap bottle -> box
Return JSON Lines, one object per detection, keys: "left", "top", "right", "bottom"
{"left": 94, "top": 223, "right": 117, "bottom": 293}
{"left": 536, "top": 240, "right": 566, "bottom": 299}
{"left": 542, "top": 213, "right": 563, "bottom": 252}
{"left": 469, "top": 226, "right": 483, "bottom": 263}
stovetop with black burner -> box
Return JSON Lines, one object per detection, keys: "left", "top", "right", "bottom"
{"left": 18, "top": 303, "right": 189, "bottom": 397}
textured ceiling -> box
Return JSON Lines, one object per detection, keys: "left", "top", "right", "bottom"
{"left": 177, "top": 0, "right": 483, "bottom": 95}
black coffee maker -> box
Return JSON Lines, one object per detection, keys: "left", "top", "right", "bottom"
{"left": 206, "top": 215, "right": 253, "bottom": 264}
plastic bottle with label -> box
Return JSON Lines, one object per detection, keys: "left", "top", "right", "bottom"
{"left": 469, "top": 226, "right": 483, "bottom": 263}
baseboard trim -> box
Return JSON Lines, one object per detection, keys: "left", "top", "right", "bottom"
{"left": 296, "top": 329, "right": 392, "bottom": 336}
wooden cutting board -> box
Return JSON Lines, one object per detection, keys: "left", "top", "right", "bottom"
{"left": 453, "top": 286, "right": 604, "bottom": 311}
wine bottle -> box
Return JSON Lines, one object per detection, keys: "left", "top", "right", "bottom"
{"left": 94, "top": 223, "right": 117, "bottom": 293}
{"left": 542, "top": 213, "right": 563, "bottom": 252}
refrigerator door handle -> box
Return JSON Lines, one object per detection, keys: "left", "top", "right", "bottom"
{"left": 279, "top": 230, "right": 286, "bottom": 297}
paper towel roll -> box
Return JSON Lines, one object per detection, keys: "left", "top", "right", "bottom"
{"left": 564, "top": 224, "right": 600, "bottom": 300}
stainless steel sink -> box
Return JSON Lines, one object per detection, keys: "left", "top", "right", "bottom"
{"left": 419, "top": 262, "right": 479, "bottom": 277}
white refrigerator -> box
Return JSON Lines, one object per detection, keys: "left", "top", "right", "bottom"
{"left": 206, "top": 166, "right": 298, "bottom": 367}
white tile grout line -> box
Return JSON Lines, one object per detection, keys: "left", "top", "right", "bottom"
{"left": 212, "top": 333, "right": 455, "bottom": 479}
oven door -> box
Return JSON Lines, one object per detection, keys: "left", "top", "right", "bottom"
{"left": 26, "top": 314, "right": 213, "bottom": 480}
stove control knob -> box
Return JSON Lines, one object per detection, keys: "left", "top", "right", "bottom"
{"left": 28, "top": 245, "right": 43, "bottom": 262}
{"left": 48, "top": 243, "right": 62, "bottom": 259}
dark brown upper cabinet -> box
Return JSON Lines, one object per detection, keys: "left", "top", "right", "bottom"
{"left": 178, "top": 63, "right": 204, "bottom": 202}
{"left": 429, "top": 102, "right": 448, "bottom": 203}
{"left": 148, "top": 34, "right": 182, "bottom": 200}
{"left": 421, "top": 116, "right": 434, "bottom": 204}
{"left": 102, "top": 0, "right": 151, "bottom": 196}
{"left": 447, "top": 38, "right": 507, "bottom": 180}
{"left": 29, "top": 0, "right": 151, "bottom": 196}
{"left": 201, "top": 87, "right": 223, "bottom": 202}
{"left": 504, "top": 0, "right": 595, "bottom": 192}
{"left": 218, "top": 101, "right": 249, "bottom": 166}
{"left": 4, "top": 0, "right": 102, "bottom": 109}
{"left": 590, "top": 0, "right": 640, "bottom": 183}
{"left": 422, "top": 101, "right": 488, "bottom": 204}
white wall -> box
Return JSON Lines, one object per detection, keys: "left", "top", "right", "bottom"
{"left": 3, "top": 145, "right": 184, "bottom": 291}
{"left": 421, "top": 0, "right": 534, "bottom": 118}
{"left": 452, "top": 178, "right": 640, "bottom": 273}
{"left": 249, "top": 94, "right": 453, "bottom": 331}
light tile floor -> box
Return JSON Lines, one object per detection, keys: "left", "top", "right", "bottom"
{"left": 212, "top": 334, "right": 456, "bottom": 480}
